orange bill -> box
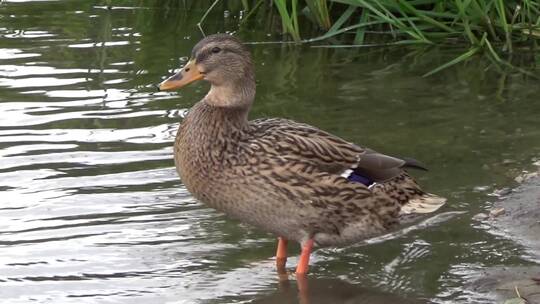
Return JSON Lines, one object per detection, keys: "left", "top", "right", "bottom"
{"left": 158, "top": 59, "right": 203, "bottom": 91}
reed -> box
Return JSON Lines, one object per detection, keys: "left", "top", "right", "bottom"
{"left": 232, "top": 0, "right": 540, "bottom": 75}
{"left": 273, "top": 0, "right": 301, "bottom": 41}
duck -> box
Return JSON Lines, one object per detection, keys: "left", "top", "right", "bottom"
{"left": 158, "top": 34, "right": 446, "bottom": 275}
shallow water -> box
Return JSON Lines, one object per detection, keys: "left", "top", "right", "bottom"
{"left": 1, "top": 1, "right": 540, "bottom": 303}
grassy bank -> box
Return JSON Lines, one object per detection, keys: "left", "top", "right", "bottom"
{"left": 201, "top": 0, "right": 540, "bottom": 75}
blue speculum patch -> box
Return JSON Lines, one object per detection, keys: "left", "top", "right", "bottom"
{"left": 347, "top": 172, "right": 374, "bottom": 187}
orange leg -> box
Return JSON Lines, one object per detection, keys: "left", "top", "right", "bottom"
{"left": 276, "top": 237, "right": 288, "bottom": 273}
{"left": 295, "top": 239, "right": 314, "bottom": 275}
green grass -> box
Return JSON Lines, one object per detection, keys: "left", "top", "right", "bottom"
{"left": 223, "top": 0, "right": 540, "bottom": 76}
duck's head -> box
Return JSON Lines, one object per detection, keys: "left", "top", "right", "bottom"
{"left": 159, "top": 34, "right": 255, "bottom": 108}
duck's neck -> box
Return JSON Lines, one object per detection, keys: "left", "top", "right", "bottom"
{"left": 204, "top": 76, "right": 256, "bottom": 109}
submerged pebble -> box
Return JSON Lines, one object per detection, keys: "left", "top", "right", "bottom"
{"left": 489, "top": 207, "right": 506, "bottom": 218}
{"left": 515, "top": 172, "right": 539, "bottom": 183}
{"left": 489, "top": 188, "right": 512, "bottom": 197}
{"left": 472, "top": 213, "right": 489, "bottom": 221}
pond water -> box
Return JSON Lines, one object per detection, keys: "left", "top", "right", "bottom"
{"left": 1, "top": 1, "right": 540, "bottom": 303}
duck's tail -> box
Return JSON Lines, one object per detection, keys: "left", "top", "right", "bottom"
{"left": 399, "top": 192, "right": 446, "bottom": 215}
{"left": 369, "top": 171, "right": 447, "bottom": 217}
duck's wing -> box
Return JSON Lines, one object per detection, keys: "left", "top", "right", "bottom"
{"left": 248, "top": 118, "right": 421, "bottom": 183}
{"left": 245, "top": 118, "right": 446, "bottom": 234}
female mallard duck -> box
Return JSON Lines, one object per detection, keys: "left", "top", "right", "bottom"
{"left": 159, "top": 34, "right": 446, "bottom": 275}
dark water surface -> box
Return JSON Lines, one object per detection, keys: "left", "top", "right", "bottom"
{"left": 1, "top": 1, "right": 540, "bottom": 303}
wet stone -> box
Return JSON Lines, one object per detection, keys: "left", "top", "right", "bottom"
{"left": 472, "top": 213, "right": 489, "bottom": 221}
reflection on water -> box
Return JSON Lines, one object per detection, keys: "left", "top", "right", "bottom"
{"left": 252, "top": 276, "right": 424, "bottom": 304}
{"left": 1, "top": 0, "right": 540, "bottom": 303}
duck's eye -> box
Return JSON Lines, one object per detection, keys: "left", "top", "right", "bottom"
{"left": 211, "top": 47, "right": 221, "bottom": 54}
